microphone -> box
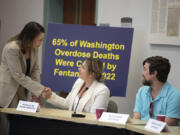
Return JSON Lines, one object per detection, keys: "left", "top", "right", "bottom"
{"left": 72, "top": 87, "right": 88, "bottom": 118}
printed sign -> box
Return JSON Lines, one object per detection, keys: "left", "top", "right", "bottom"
{"left": 145, "top": 119, "right": 169, "bottom": 133}
{"left": 99, "top": 112, "right": 130, "bottom": 125}
{"left": 16, "top": 100, "right": 40, "bottom": 113}
{"left": 42, "top": 24, "right": 134, "bottom": 96}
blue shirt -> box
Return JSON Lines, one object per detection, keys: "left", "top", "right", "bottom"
{"left": 133, "top": 82, "right": 180, "bottom": 121}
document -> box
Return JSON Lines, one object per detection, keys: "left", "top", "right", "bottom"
{"left": 149, "top": 0, "right": 180, "bottom": 45}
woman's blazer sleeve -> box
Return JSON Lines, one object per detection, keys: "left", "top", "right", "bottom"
{"left": 90, "top": 85, "right": 110, "bottom": 113}
{"left": 46, "top": 87, "right": 75, "bottom": 109}
{"left": 4, "top": 44, "right": 44, "bottom": 96}
{"left": 47, "top": 79, "right": 82, "bottom": 109}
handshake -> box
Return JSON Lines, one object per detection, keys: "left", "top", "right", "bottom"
{"left": 41, "top": 87, "right": 52, "bottom": 99}
{"left": 32, "top": 87, "right": 52, "bottom": 108}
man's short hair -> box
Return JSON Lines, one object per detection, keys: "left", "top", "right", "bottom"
{"left": 143, "top": 56, "right": 171, "bottom": 82}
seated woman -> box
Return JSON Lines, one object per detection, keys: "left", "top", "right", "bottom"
{"left": 47, "top": 58, "right": 110, "bottom": 113}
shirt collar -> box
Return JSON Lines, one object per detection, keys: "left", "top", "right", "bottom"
{"left": 145, "top": 82, "right": 169, "bottom": 99}
{"left": 158, "top": 82, "right": 169, "bottom": 98}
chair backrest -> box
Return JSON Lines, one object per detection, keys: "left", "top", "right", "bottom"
{"left": 107, "top": 100, "right": 118, "bottom": 113}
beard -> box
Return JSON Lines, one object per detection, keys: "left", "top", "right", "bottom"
{"left": 142, "top": 76, "right": 152, "bottom": 86}
{"left": 142, "top": 80, "right": 152, "bottom": 86}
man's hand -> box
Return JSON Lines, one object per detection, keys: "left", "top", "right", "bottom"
{"left": 41, "top": 87, "right": 52, "bottom": 99}
{"left": 133, "top": 112, "right": 141, "bottom": 119}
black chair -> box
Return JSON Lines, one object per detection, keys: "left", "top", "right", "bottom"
{"left": 107, "top": 100, "right": 118, "bottom": 113}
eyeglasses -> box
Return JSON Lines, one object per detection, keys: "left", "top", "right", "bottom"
{"left": 149, "top": 101, "right": 153, "bottom": 118}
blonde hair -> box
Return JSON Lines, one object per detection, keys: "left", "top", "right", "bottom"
{"left": 85, "top": 58, "right": 104, "bottom": 82}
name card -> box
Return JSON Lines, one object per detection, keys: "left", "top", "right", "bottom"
{"left": 16, "top": 100, "right": 40, "bottom": 113}
{"left": 99, "top": 112, "right": 130, "bottom": 125}
{"left": 145, "top": 119, "right": 169, "bottom": 133}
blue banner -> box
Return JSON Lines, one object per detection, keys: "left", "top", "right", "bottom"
{"left": 42, "top": 24, "right": 134, "bottom": 97}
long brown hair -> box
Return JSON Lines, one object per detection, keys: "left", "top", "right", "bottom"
{"left": 8, "top": 22, "right": 45, "bottom": 54}
{"left": 85, "top": 58, "right": 104, "bottom": 82}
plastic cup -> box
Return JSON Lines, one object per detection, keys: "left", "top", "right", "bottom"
{"left": 156, "top": 114, "right": 165, "bottom": 122}
{"left": 96, "top": 108, "right": 104, "bottom": 119}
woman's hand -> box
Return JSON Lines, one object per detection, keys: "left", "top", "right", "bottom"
{"left": 41, "top": 87, "right": 52, "bottom": 99}
{"left": 32, "top": 96, "right": 43, "bottom": 108}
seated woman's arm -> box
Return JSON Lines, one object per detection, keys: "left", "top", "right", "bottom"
{"left": 47, "top": 92, "right": 69, "bottom": 109}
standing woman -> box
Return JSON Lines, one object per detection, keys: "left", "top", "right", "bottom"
{"left": 47, "top": 58, "right": 110, "bottom": 113}
{"left": 0, "top": 22, "right": 52, "bottom": 108}
{"left": 0, "top": 21, "right": 51, "bottom": 135}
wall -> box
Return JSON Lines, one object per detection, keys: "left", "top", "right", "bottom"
{"left": 43, "top": 0, "right": 64, "bottom": 65}
{"left": 97, "top": 0, "right": 150, "bottom": 115}
{"left": 147, "top": 45, "right": 180, "bottom": 89}
{"left": 97, "top": 0, "right": 180, "bottom": 115}
{"left": 0, "top": 0, "right": 44, "bottom": 68}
